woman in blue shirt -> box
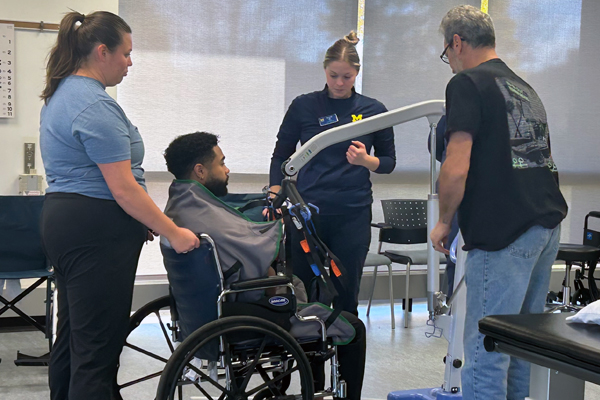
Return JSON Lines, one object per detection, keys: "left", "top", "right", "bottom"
{"left": 39, "top": 11, "right": 199, "bottom": 400}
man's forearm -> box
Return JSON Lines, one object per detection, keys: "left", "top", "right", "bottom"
{"left": 437, "top": 130, "right": 473, "bottom": 226}
{"left": 438, "top": 163, "right": 467, "bottom": 225}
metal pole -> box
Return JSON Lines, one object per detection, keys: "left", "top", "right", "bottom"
{"left": 442, "top": 233, "right": 466, "bottom": 393}
{"left": 427, "top": 122, "right": 440, "bottom": 317}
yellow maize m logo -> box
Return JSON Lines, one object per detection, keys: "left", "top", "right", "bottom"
{"left": 351, "top": 114, "right": 362, "bottom": 122}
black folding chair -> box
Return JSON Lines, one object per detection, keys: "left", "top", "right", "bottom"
{"left": 0, "top": 195, "right": 54, "bottom": 366}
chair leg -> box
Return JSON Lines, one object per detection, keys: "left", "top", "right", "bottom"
{"left": 546, "top": 262, "right": 580, "bottom": 313}
{"left": 388, "top": 264, "right": 395, "bottom": 329}
{"left": 404, "top": 262, "right": 411, "bottom": 328}
{"left": 563, "top": 262, "right": 572, "bottom": 306}
{"left": 52, "top": 287, "right": 59, "bottom": 346}
{"left": 45, "top": 278, "right": 53, "bottom": 351}
{"left": 366, "top": 265, "right": 378, "bottom": 317}
{"left": 0, "top": 277, "right": 47, "bottom": 332}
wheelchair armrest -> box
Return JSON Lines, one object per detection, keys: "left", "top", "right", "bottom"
{"left": 371, "top": 222, "right": 392, "bottom": 230}
{"left": 229, "top": 276, "right": 292, "bottom": 291}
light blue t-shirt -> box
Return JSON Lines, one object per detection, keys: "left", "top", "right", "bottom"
{"left": 40, "top": 75, "right": 146, "bottom": 200}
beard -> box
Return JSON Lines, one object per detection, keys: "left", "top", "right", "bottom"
{"left": 204, "top": 176, "right": 229, "bottom": 197}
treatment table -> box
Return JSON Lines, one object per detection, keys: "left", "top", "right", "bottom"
{"left": 480, "top": 312, "right": 600, "bottom": 400}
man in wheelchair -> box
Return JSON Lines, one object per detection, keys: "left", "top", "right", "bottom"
{"left": 161, "top": 131, "right": 366, "bottom": 399}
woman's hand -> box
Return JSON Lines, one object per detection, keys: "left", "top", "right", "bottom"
{"left": 167, "top": 227, "right": 201, "bottom": 254}
{"left": 346, "top": 141, "right": 380, "bottom": 171}
{"left": 263, "top": 185, "right": 282, "bottom": 220}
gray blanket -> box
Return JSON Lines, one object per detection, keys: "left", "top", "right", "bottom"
{"left": 162, "top": 180, "right": 355, "bottom": 344}
{"left": 162, "top": 180, "right": 282, "bottom": 301}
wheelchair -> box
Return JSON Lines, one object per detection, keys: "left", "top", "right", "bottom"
{"left": 116, "top": 183, "right": 354, "bottom": 400}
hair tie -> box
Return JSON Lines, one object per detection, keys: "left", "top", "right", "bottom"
{"left": 74, "top": 14, "right": 85, "bottom": 29}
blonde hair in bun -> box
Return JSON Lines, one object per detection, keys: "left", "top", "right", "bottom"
{"left": 343, "top": 30, "right": 360, "bottom": 46}
{"left": 323, "top": 30, "right": 361, "bottom": 72}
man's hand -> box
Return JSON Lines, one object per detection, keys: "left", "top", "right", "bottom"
{"left": 431, "top": 221, "right": 451, "bottom": 255}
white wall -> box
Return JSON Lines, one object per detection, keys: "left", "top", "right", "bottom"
{"left": 0, "top": 0, "right": 118, "bottom": 194}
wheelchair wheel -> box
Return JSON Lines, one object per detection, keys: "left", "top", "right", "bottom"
{"left": 116, "top": 295, "right": 179, "bottom": 399}
{"left": 156, "top": 316, "right": 314, "bottom": 400}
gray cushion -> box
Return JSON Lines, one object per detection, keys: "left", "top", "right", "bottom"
{"left": 364, "top": 252, "right": 392, "bottom": 267}
{"left": 384, "top": 249, "right": 447, "bottom": 265}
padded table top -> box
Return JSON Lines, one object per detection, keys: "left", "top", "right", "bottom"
{"left": 480, "top": 313, "right": 600, "bottom": 382}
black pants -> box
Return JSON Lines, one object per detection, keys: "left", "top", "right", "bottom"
{"left": 41, "top": 193, "right": 146, "bottom": 400}
{"left": 311, "top": 312, "right": 367, "bottom": 400}
{"left": 291, "top": 207, "right": 371, "bottom": 316}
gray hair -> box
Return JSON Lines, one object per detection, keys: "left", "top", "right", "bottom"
{"left": 439, "top": 5, "right": 495, "bottom": 48}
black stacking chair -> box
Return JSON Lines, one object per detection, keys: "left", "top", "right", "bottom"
{"left": 548, "top": 211, "right": 600, "bottom": 313}
{"left": 0, "top": 196, "right": 54, "bottom": 366}
{"left": 372, "top": 199, "right": 446, "bottom": 328}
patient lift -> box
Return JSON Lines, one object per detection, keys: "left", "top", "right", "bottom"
{"left": 116, "top": 100, "right": 464, "bottom": 400}
{"left": 281, "top": 100, "right": 466, "bottom": 398}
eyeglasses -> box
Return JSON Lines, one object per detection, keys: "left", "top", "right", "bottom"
{"left": 440, "top": 37, "right": 467, "bottom": 64}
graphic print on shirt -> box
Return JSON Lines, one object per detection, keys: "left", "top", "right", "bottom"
{"left": 496, "top": 77, "right": 557, "bottom": 172}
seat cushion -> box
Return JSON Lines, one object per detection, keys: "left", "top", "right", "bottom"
{"left": 0, "top": 269, "right": 53, "bottom": 280}
{"left": 364, "top": 252, "right": 392, "bottom": 267}
{"left": 557, "top": 244, "right": 600, "bottom": 263}
{"left": 384, "top": 249, "right": 447, "bottom": 265}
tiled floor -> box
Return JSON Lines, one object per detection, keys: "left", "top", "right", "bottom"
{"left": 1, "top": 301, "right": 599, "bottom": 399}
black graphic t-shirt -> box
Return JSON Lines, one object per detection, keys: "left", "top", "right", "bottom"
{"left": 445, "top": 59, "right": 567, "bottom": 251}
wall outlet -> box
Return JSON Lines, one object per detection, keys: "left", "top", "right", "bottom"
{"left": 24, "top": 143, "right": 35, "bottom": 174}
{"left": 19, "top": 174, "right": 44, "bottom": 195}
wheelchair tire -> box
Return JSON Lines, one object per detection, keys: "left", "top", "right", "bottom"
{"left": 156, "top": 315, "right": 314, "bottom": 400}
{"left": 116, "top": 295, "right": 180, "bottom": 399}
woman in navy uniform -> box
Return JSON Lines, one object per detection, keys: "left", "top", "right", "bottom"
{"left": 269, "top": 31, "right": 396, "bottom": 317}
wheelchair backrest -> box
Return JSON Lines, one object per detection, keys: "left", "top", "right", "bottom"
{"left": 162, "top": 241, "right": 219, "bottom": 342}
{"left": 584, "top": 212, "right": 600, "bottom": 248}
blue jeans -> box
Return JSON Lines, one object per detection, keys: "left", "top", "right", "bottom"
{"left": 462, "top": 225, "right": 560, "bottom": 400}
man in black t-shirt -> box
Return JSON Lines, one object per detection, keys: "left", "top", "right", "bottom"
{"left": 431, "top": 5, "right": 568, "bottom": 400}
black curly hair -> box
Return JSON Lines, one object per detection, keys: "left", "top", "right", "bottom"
{"left": 164, "top": 132, "right": 219, "bottom": 179}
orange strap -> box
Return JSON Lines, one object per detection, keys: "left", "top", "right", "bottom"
{"left": 330, "top": 260, "right": 342, "bottom": 277}
{"left": 300, "top": 239, "right": 310, "bottom": 253}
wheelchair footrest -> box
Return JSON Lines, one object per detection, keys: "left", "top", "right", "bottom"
{"left": 307, "top": 349, "right": 335, "bottom": 364}
{"left": 14, "top": 351, "right": 50, "bottom": 367}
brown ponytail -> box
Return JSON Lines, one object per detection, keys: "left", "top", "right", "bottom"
{"left": 41, "top": 11, "right": 131, "bottom": 103}
{"left": 323, "top": 30, "right": 361, "bottom": 72}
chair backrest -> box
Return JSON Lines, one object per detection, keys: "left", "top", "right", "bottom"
{"left": 0, "top": 196, "right": 47, "bottom": 274}
{"left": 584, "top": 211, "right": 600, "bottom": 248}
{"left": 380, "top": 199, "right": 428, "bottom": 245}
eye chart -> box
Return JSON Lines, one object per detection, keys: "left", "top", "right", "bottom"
{"left": 0, "top": 24, "right": 15, "bottom": 118}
